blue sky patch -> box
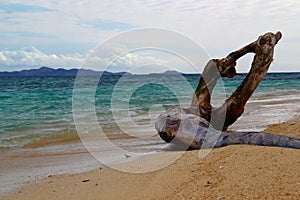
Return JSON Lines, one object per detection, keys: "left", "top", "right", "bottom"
{"left": 10, "top": 31, "right": 55, "bottom": 38}
{"left": 0, "top": 31, "right": 55, "bottom": 41}
{"left": 88, "top": 18, "right": 138, "bottom": 30}
{"left": 0, "top": 3, "right": 53, "bottom": 13}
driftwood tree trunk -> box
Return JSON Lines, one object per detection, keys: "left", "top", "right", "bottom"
{"left": 155, "top": 31, "right": 300, "bottom": 150}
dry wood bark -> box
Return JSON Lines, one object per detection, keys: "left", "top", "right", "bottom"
{"left": 155, "top": 31, "right": 300, "bottom": 150}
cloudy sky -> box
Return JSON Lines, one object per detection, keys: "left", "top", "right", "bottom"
{"left": 0, "top": 0, "right": 299, "bottom": 73}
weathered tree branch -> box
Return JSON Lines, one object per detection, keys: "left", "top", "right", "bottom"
{"left": 155, "top": 108, "right": 300, "bottom": 150}
{"left": 155, "top": 31, "right": 300, "bottom": 150}
{"left": 212, "top": 32, "right": 282, "bottom": 130}
{"left": 191, "top": 31, "right": 282, "bottom": 130}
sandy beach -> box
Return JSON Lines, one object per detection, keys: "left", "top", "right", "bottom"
{"left": 2, "top": 117, "right": 300, "bottom": 200}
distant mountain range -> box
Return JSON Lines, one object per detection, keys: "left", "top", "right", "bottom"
{"left": 150, "top": 70, "right": 185, "bottom": 75}
{"left": 0, "top": 67, "right": 131, "bottom": 77}
{"left": 0, "top": 67, "right": 188, "bottom": 77}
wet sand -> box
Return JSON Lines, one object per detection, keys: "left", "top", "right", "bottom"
{"left": 2, "top": 118, "right": 300, "bottom": 200}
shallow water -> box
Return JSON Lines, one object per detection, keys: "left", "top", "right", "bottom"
{"left": 1, "top": 73, "right": 299, "bottom": 149}
{"left": 0, "top": 73, "right": 300, "bottom": 194}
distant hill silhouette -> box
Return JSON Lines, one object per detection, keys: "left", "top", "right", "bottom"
{"left": 162, "top": 70, "right": 185, "bottom": 75}
{"left": 0, "top": 67, "right": 130, "bottom": 77}
{"left": 149, "top": 70, "right": 185, "bottom": 76}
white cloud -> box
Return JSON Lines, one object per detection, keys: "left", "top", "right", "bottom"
{"left": 0, "top": 0, "right": 299, "bottom": 72}
{"left": 0, "top": 47, "right": 84, "bottom": 70}
{"left": 80, "top": 46, "right": 172, "bottom": 73}
{"left": 0, "top": 46, "right": 172, "bottom": 73}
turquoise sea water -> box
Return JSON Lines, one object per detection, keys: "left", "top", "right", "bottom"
{"left": 0, "top": 72, "right": 300, "bottom": 195}
{"left": 0, "top": 73, "right": 300, "bottom": 150}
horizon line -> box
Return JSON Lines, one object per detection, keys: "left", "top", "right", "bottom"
{"left": 0, "top": 66, "right": 299, "bottom": 75}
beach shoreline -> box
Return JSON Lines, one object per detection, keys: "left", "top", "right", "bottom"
{"left": 2, "top": 116, "right": 300, "bottom": 200}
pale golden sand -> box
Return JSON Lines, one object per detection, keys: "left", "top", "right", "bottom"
{"left": 2, "top": 118, "right": 300, "bottom": 200}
